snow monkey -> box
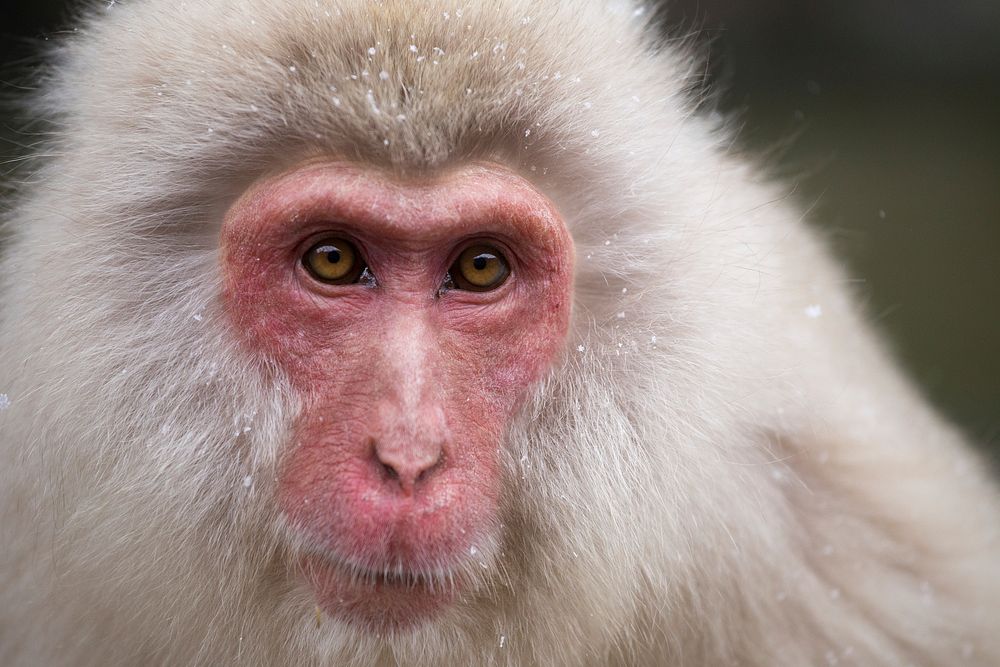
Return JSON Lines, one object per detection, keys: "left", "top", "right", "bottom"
{"left": 0, "top": 0, "right": 997, "bottom": 665}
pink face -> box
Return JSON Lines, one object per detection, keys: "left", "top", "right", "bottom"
{"left": 222, "top": 162, "right": 573, "bottom": 631}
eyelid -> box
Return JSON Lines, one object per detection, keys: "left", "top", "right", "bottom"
{"left": 446, "top": 237, "right": 518, "bottom": 275}
{"left": 296, "top": 230, "right": 370, "bottom": 262}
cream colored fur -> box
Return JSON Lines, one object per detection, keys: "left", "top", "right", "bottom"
{"left": 1, "top": 1, "right": 998, "bottom": 665}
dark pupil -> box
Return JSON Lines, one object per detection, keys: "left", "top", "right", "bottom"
{"left": 473, "top": 254, "right": 491, "bottom": 271}
{"left": 323, "top": 247, "right": 342, "bottom": 264}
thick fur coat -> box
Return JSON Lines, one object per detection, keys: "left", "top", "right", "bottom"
{"left": 1, "top": 1, "right": 998, "bottom": 665}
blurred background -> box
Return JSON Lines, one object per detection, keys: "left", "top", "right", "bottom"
{"left": 1, "top": 1, "right": 998, "bottom": 453}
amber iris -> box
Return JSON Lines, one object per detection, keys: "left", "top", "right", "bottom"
{"left": 451, "top": 244, "right": 510, "bottom": 291}
{"left": 302, "top": 237, "right": 365, "bottom": 284}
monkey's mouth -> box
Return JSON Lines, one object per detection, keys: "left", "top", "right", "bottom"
{"left": 299, "top": 552, "right": 463, "bottom": 631}
{"left": 306, "top": 553, "right": 458, "bottom": 592}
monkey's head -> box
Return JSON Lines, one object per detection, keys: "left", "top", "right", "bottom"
{"left": 2, "top": 0, "right": 754, "bottom": 662}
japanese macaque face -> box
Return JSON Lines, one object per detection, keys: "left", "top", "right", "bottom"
{"left": 224, "top": 162, "right": 573, "bottom": 630}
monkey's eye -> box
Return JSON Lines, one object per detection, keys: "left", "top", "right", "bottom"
{"left": 449, "top": 244, "right": 511, "bottom": 292}
{"left": 302, "top": 237, "right": 366, "bottom": 284}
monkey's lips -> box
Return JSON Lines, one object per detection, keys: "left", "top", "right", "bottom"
{"left": 300, "top": 552, "right": 463, "bottom": 631}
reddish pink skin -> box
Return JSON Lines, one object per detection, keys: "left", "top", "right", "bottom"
{"left": 221, "top": 162, "right": 573, "bottom": 631}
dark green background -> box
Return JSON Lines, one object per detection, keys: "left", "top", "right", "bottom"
{"left": 2, "top": 1, "right": 998, "bottom": 453}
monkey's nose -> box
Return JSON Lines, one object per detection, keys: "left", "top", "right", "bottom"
{"left": 372, "top": 439, "right": 444, "bottom": 495}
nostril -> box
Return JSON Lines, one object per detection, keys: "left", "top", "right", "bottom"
{"left": 415, "top": 449, "right": 444, "bottom": 483}
{"left": 380, "top": 459, "right": 400, "bottom": 481}
{"left": 415, "top": 466, "right": 430, "bottom": 485}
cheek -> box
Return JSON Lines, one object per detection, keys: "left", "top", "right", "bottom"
{"left": 444, "top": 276, "right": 575, "bottom": 408}
{"left": 223, "top": 243, "right": 364, "bottom": 367}
{"left": 444, "top": 329, "right": 555, "bottom": 412}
